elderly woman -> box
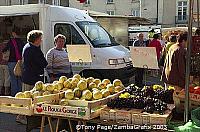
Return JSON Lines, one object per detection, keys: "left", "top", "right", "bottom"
{"left": 22, "top": 30, "right": 48, "bottom": 91}
{"left": 17, "top": 30, "right": 48, "bottom": 124}
{"left": 46, "top": 34, "right": 72, "bottom": 82}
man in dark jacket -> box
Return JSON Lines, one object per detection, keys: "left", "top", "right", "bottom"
{"left": 17, "top": 30, "right": 48, "bottom": 124}
{"left": 22, "top": 30, "right": 48, "bottom": 91}
{"left": 133, "top": 33, "right": 148, "bottom": 87}
{"left": 161, "top": 32, "right": 187, "bottom": 91}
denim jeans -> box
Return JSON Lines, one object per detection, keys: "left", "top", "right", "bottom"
{"left": 8, "top": 62, "right": 22, "bottom": 96}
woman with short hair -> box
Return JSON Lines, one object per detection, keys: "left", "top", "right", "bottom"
{"left": 46, "top": 34, "right": 72, "bottom": 82}
{"left": 22, "top": 30, "right": 48, "bottom": 91}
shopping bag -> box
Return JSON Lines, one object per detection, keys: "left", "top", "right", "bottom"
{"left": 14, "top": 60, "right": 22, "bottom": 76}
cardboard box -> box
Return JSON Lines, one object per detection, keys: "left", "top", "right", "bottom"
{"left": 116, "top": 109, "right": 132, "bottom": 124}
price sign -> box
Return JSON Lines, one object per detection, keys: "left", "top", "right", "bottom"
{"left": 67, "top": 45, "right": 92, "bottom": 63}
{"left": 130, "top": 47, "right": 159, "bottom": 69}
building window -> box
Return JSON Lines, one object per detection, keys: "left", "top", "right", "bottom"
{"left": 84, "top": 0, "right": 90, "bottom": 6}
{"left": 177, "top": 1, "right": 187, "bottom": 20}
{"left": 6, "top": 0, "right": 11, "bottom": 5}
{"left": 131, "top": 0, "right": 139, "bottom": 3}
{"left": 107, "top": 0, "right": 114, "bottom": 4}
{"left": 107, "top": 10, "right": 115, "bottom": 15}
{"left": 132, "top": 10, "right": 140, "bottom": 17}
{"left": 28, "top": 0, "right": 38, "bottom": 4}
{"left": 84, "top": 0, "right": 91, "bottom": 5}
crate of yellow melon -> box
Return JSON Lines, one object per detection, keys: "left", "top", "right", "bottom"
{"left": 0, "top": 79, "right": 63, "bottom": 116}
{"left": 0, "top": 92, "right": 34, "bottom": 115}
{"left": 33, "top": 74, "right": 125, "bottom": 119}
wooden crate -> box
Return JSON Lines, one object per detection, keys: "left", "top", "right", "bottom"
{"left": 34, "top": 91, "right": 122, "bottom": 120}
{"left": 100, "top": 105, "right": 174, "bottom": 125}
{"left": 150, "top": 110, "right": 172, "bottom": 125}
{"left": 0, "top": 93, "right": 63, "bottom": 116}
{"left": 66, "top": 90, "right": 122, "bottom": 108}
{"left": 0, "top": 96, "right": 33, "bottom": 116}
{"left": 115, "top": 109, "right": 132, "bottom": 124}
{"left": 100, "top": 107, "right": 110, "bottom": 121}
{"left": 33, "top": 92, "right": 62, "bottom": 104}
{"left": 34, "top": 101, "right": 105, "bottom": 120}
{"left": 173, "top": 94, "right": 200, "bottom": 113}
{"left": 132, "top": 113, "right": 143, "bottom": 125}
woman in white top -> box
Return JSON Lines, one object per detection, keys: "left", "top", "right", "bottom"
{"left": 46, "top": 34, "right": 72, "bottom": 82}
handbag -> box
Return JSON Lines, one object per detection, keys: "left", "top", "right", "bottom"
{"left": 11, "top": 39, "right": 23, "bottom": 76}
{"left": 14, "top": 60, "right": 22, "bottom": 77}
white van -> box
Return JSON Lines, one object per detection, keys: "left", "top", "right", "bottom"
{"left": 0, "top": 4, "right": 134, "bottom": 85}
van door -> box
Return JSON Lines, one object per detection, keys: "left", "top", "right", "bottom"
{"left": 52, "top": 22, "right": 92, "bottom": 74}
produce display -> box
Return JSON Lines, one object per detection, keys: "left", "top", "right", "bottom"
{"left": 178, "top": 77, "right": 200, "bottom": 95}
{"left": 124, "top": 84, "right": 174, "bottom": 104}
{"left": 107, "top": 84, "right": 174, "bottom": 115}
{"left": 14, "top": 74, "right": 125, "bottom": 103}
{"left": 189, "top": 84, "right": 200, "bottom": 94}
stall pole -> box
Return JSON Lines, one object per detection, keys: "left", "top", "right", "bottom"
{"left": 184, "top": 0, "right": 193, "bottom": 123}
{"left": 197, "top": 0, "right": 200, "bottom": 27}
{"left": 47, "top": 117, "right": 54, "bottom": 132}
{"left": 55, "top": 118, "right": 60, "bottom": 132}
{"left": 40, "top": 116, "right": 45, "bottom": 132}
{"left": 143, "top": 65, "right": 148, "bottom": 88}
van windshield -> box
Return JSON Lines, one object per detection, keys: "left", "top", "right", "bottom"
{"left": 76, "top": 21, "right": 119, "bottom": 47}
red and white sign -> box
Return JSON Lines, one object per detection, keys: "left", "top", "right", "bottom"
{"left": 34, "top": 103, "right": 90, "bottom": 119}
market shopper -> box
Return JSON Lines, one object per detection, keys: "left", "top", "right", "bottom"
{"left": 46, "top": 34, "right": 72, "bottom": 82}
{"left": 0, "top": 41, "right": 10, "bottom": 95}
{"left": 159, "top": 34, "right": 166, "bottom": 48}
{"left": 166, "top": 35, "right": 177, "bottom": 52}
{"left": 133, "top": 33, "right": 148, "bottom": 87}
{"left": 22, "top": 30, "right": 48, "bottom": 91}
{"left": 148, "top": 33, "right": 162, "bottom": 76}
{"left": 161, "top": 32, "right": 187, "bottom": 92}
{"left": 16, "top": 30, "right": 48, "bottom": 124}
{"left": 160, "top": 35, "right": 177, "bottom": 67}
{"left": 148, "top": 33, "right": 162, "bottom": 61}
{"left": 3, "top": 29, "right": 25, "bottom": 96}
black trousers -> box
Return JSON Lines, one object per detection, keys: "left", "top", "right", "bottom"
{"left": 135, "top": 68, "right": 144, "bottom": 88}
